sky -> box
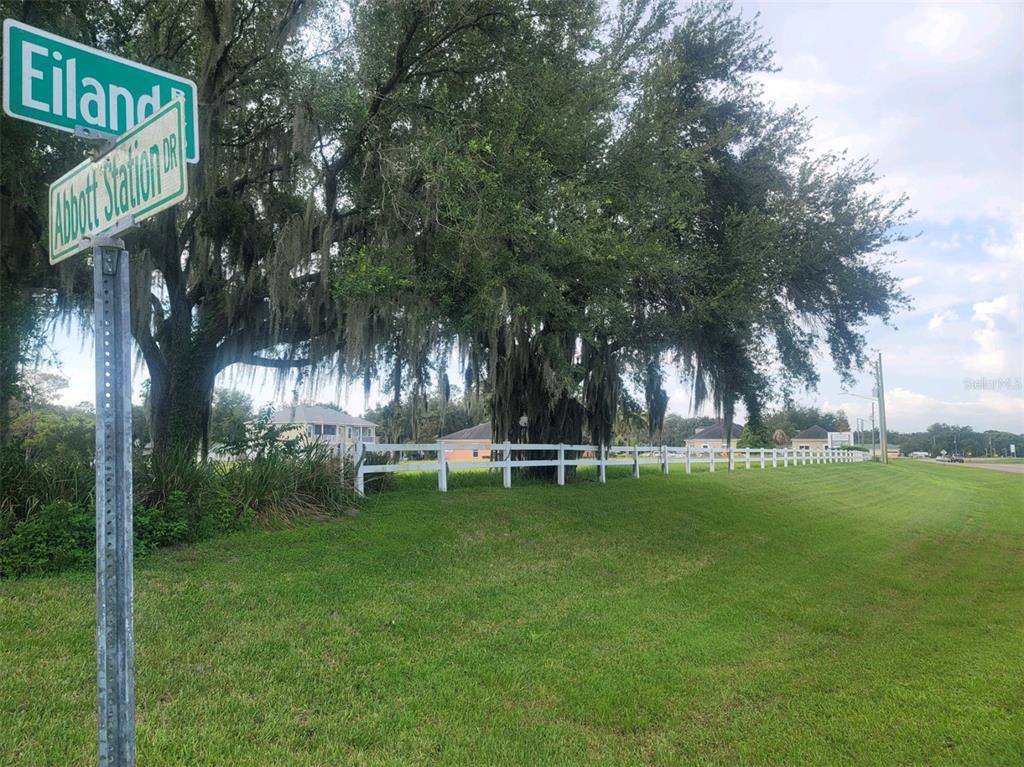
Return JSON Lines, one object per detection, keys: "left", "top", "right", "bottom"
{"left": 45, "top": 0, "right": 1023, "bottom": 433}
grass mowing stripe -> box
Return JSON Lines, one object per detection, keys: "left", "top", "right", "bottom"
{"left": 1, "top": 461, "right": 1022, "bottom": 765}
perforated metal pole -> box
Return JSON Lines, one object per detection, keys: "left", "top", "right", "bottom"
{"left": 94, "top": 245, "right": 136, "bottom": 767}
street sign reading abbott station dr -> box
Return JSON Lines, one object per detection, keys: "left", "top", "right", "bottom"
{"left": 3, "top": 19, "right": 199, "bottom": 162}
{"left": 49, "top": 98, "right": 186, "bottom": 263}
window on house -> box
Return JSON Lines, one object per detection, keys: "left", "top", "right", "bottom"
{"left": 312, "top": 424, "right": 322, "bottom": 435}
{"left": 472, "top": 449, "right": 479, "bottom": 458}
{"left": 702, "top": 444, "right": 709, "bottom": 449}
{"left": 799, "top": 444, "right": 809, "bottom": 449}
{"left": 322, "top": 425, "right": 336, "bottom": 436}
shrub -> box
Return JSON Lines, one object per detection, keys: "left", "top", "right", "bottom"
{"left": 1, "top": 409, "right": 353, "bottom": 578}
{"left": 134, "top": 494, "right": 190, "bottom": 555}
{"left": 0, "top": 501, "right": 94, "bottom": 578}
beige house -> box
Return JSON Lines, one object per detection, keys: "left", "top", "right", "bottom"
{"left": 270, "top": 404, "right": 377, "bottom": 448}
{"left": 684, "top": 422, "right": 744, "bottom": 449}
{"left": 792, "top": 425, "right": 829, "bottom": 451}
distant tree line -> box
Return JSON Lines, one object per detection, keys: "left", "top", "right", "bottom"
{"left": 892, "top": 424, "right": 1022, "bottom": 458}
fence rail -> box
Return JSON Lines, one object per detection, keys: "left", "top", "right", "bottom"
{"left": 346, "top": 441, "right": 868, "bottom": 496}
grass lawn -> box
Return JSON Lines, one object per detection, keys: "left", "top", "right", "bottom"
{"left": 2, "top": 461, "right": 1022, "bottom": 765}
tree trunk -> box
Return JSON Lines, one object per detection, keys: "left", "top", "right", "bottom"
{"left": 146, "top": 341, "right": 217, "bottom": 461}
{"left": 489, "top": 326, "right": 586, "bottom": 481}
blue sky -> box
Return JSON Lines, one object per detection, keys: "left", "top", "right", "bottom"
{"left": 46, "top": 1, "right": 1023, "bottom": 432}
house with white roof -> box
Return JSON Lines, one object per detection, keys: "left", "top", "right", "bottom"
{"left": 270, "top": 404, "right": 378, "bottom": 448}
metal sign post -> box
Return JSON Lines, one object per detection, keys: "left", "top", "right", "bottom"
{"left": 77, "top": 130, "right": 140, "bottom": 767}
{"left": 93, "top": 237, "right": 136, "bottom": 767}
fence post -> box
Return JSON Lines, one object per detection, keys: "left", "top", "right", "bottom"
{"left": 772, "top": 448, "right": 777, "bottom": 468}
{"left": 661, "top": 445, "right": 669, "bottom": 475}
{"left": 760, "top": 448, "right": 765, "bottom": 469}
{"left": 438, "top": 441, "right": 448, "bottom": 492}
{"left": 783, "top": 448, "right": 789, "bottom": 467}
{"left": 503, "top": 441, "right": 512, "bottom": 488}
{"left": 599, "top": 443, "right": 607, "bottom": 483}
{"left": 709, "top": 448, "right": 716, "bottom": 472}
{"left": 557, "top": 444, "right": 565, "bottom": 486}
{"left": 354, "top": 442, "right": 365, "bottom": 497}
{"left": 632, "top": 445, "right": 640, "bottom": 479}
{"left": 728, "top": 448, "right": 734, "bottom": 472}
{"left": 745, "top": 448, "right": 751, "bottom": 470}
{"left": 685, "top": 446, "right": 692, "bottom": 474}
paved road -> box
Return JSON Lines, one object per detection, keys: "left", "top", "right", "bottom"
{"left": 945, "top": 462, "right": 1024, "bottom": 475}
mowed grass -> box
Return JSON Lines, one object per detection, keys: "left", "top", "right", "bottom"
{"left": 2, "top": 462, "right": 1022, "bottom": 766}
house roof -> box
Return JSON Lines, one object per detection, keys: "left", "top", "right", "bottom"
{"left": 793, "top": 424, "right": 829, "bottom": 439}
{"left": 690, "top": 422, "right": 744, "bottom": 440}
{"left": 441, "top": 416, "right": 528, "bottom": 441}
{"left": 440, "top": 422, "right": 492, "bottom": 441}
{"left": 270, "top": 404, "right": 377, "bottom": 428}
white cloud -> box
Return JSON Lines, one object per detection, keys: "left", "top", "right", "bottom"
{"left": 884, "top": 387, "right": 1024, "bottom": 432}
{"left": 928, "top": 309, "right": 957, "bottom": 332}
{"left": 983, "top": 220, "right": 1024, "bottom": 264}
{"left": 966, "top": 295, "right": 1023, "bottom": 374}
{"left": 884, "top": 4, "right": 1019, "bottom": 64}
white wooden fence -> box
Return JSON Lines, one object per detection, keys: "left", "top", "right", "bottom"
{"left": 348, "top": 441, "right": 868, "bottom": 496}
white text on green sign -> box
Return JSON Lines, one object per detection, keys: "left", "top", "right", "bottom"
{"left": 49, "top": 99, "right": 187, "bottom": 264}
{"left": 3, "top": 18, "right": 199, "bottom": 162}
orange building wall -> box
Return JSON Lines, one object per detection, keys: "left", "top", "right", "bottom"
{"left": 443, "top": 440, "right": 492, "bottom": 461}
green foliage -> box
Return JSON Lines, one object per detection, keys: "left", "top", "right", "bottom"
{"left": 762, "top": 406, "right": 851, "bottom": 437}
{"left": 133, "top": 496, "right": 191, "bottom": 555}
{"left": 0, "top": 440, "right": 94, "bottom": 534}
{"left": 365, "top": 390, "right": 488, "bottom": 444}
{"left": 209, "top": 389, "right": 254, "bottom": 447}
{"left": 3, "top": 0, "right": 910, "bottom": 470}
{"left": 736, "top": 425, "right": 773, "bottom": 449}
{"left": 0, "top": 501, "right": 93, "bottom": 578}
{"left": 0, "top": 407, "right": 352, "bottom": 578}
{"left": 9, "top": 408, "right": 94, "bottom": 463}
{"left": 660, "top": 415, "right": 717, "bottom": 446}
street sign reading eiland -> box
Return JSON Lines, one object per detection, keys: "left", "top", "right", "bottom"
{"left": 48, "top": 97, "right": 186, "bottom": 263}
{"left": 3, "top": 18, "right": 199, "bottom": 163}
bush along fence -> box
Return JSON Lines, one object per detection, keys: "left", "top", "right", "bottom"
{"left": 349, "top": 442, "right": 868, "bottom": 496}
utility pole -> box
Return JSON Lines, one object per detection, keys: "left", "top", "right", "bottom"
{"left": 870, "top": 402, "right": 876, "bottom": 459}
{"left": 876, "top": 353, "right": 889, "bottom": 464}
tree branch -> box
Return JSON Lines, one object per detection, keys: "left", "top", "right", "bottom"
{"left": 233, "top": 354, "right": 311, "bottom": 369}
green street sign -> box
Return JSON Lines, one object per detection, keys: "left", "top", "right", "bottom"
{"left": 3, "top": 18, "right": 199, "bottom": 163}
{"left": 49, "top": 98, "right": 187, "bottom": 264}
